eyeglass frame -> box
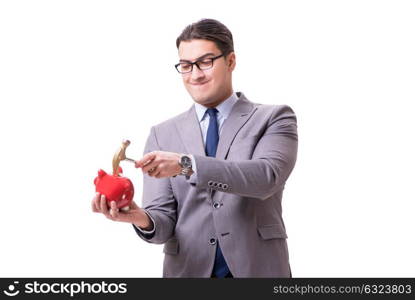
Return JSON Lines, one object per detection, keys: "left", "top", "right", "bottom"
{"left": 174, "top": 53, "right": 225, "bottom": 74}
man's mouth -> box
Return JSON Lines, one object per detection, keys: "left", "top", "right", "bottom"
{"left": 191, "top": 80, "right": 209, "bottom": 86}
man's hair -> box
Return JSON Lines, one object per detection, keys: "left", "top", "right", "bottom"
{"left": 176, "top": 19, "right": 234, "bottom": 55}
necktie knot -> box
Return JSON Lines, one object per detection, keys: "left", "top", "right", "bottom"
{"left": 206, "top": 108, "right": 218, "bottom": 118}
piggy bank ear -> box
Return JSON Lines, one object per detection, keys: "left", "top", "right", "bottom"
{"left": 118, "top": 166, "right": 123, "bottom": 175}
{"left": 98, "top": 169, "right": 107, "bottom": 178}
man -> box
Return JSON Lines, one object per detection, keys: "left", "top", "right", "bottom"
{"left": 92, "top": 19, "right": 298, "bottom": 278}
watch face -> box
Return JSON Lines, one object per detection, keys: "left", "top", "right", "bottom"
{"left": 181, "top": 156, "right": 192, "bottom": 168}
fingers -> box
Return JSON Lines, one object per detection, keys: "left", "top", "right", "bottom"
{"left": 100, "top": 196, "right": 118, "bottom": 221}
{"left": 135, "top": 151, "right": 157, "bottom": 168}
{"left": 91, "top": 200, "right": 98, "bottom": 212}
{"left": 99, "top": 194, "right": 111, "bottom": 218}
{"left": 136, "top": 151, "right": 182, "bottom": 179}
{"left": 109, "top": 201, "right": 119, "bottom": 219}
{"left": 91, "top": 193, "right": 111, "bottom": 217}
{"left": 142, "top": 161, "right": 158, "bottom": 174}
{"left": 153, "top": 168, "right": 162, "bottom": 178}
{"left": 92, "top": 193, "right": 135, "bottom": 223}
{"left": 92, "top": 192, "right": 100, "bottom": 212}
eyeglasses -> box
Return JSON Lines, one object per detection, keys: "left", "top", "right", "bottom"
{"left": 175, "top": 53, "right": 225, "bottom": 74}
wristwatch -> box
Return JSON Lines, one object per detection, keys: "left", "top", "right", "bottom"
{"left": 178, "top": 154, "right": 193, "bottom": 177}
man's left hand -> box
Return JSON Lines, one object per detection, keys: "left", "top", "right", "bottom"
{"left": 135, "top": 151, "right": 183, "bottom": 178}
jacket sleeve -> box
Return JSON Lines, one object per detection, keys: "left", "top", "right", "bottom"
{"left": 188, "top": 105, "right": 298, "bottom": 200}
{"left": 132, "top": 126, "right": 177, "bottom": 244}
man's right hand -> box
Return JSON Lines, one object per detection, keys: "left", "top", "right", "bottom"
{"left": 91, "top": 193, "right": 153, "bottom": 231}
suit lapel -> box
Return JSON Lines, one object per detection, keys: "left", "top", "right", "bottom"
{"left": 175, "top": 105, "right": 206, "bottom": 156}
{"left": 175, "top": 92, "right": 257, "bottom": 158}
{"left": 216, "top": 93, "right": 257, "bottom": 159}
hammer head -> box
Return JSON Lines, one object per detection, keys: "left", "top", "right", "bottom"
{"left": 112, "top": 139, "right": 131, "bottom": 176}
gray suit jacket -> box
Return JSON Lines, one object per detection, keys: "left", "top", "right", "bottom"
{"left": 133, "top": 92, "right": 298, "bottom": 277}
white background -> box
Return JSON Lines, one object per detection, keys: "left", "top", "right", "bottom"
{"left": 0, "top": 0, "right": 414, "bottom": 277}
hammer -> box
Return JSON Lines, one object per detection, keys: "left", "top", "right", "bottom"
{"left": 112, "top": 139, "right": 135, "bottom": 176}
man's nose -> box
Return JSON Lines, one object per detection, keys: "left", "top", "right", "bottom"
{"left": 190, "top": 65, "right": 205, "bottom": 80}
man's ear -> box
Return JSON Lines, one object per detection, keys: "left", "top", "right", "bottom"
{"left": 226, "top": 52, "right": 236, "bottom": 71}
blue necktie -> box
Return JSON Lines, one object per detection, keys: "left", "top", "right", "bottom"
{"left": 205, "top": 108, "right": 231, "bottom": 278}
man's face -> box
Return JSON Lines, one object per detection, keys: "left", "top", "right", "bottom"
{"left": 178, "top": 39, "right": 235, "bottom": 107}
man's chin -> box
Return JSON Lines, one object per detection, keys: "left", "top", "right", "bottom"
{"left": 190, "top": 93, "right": 212, "bottom": 106}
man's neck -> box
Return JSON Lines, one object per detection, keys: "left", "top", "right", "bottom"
{"left": 203, "top": 90, "right": 234, "bottom": 108}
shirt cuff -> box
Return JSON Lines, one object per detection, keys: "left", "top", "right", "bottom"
{"left": 186, "top": 154, "right": 198, "bottom": 183}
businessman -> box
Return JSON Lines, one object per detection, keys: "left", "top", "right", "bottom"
{"left": 92, "top": 19, "right": 298, "bottom": 278}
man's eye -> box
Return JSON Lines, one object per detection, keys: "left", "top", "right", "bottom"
{"left": 198, "top": 60, "right": 212, "bottom": 68}
{"left": 180, "top": 63, "right": 192, "bottom": 71}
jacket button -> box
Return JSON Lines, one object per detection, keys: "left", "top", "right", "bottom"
{"left": 209, "top": 238, "right": 217, "bottom": 245}
{"left": 213, "top": 202, "right": 221, "bottom": 209}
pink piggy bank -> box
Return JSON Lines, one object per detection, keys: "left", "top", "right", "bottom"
{"left": 94, "top": 168, "right": 134, "bottom": 211}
